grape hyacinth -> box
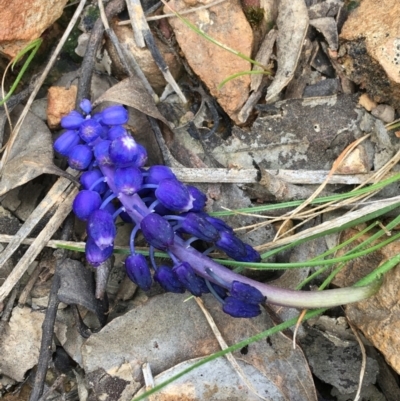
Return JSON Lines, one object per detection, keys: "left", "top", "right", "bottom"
{"left": 55, "top": 100, "right": 379, "bottom": 318}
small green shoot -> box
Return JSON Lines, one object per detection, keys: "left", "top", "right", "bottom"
{"left": 0, "top": 38, "right": 42, "bottom": 106}
{"left": 217, "top": 69, "right": 271, "bottom": 89}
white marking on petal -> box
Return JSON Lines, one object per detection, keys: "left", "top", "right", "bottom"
{"left": 122, "top": 136, "right": 137, "bottom": 150}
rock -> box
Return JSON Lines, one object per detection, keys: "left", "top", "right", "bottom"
{"left": 82, "top": 293, "right": 316, "bottom": 400}
{"left": 0, "top": 307, "right": 45, "bottom": 381}
{"left": 332, "top": 231, "right": 400, "bottom": 374}
{"left": 340, "top": 0, "right": 400, "bottom": 110}
{"left": 108, "top": 23, "right": 182, "bottom": 96}
{"left": 371, "top": 104, "right": 395, "bottom": 123}
{"left": 0, "top": 0, "right": 68, "bottom": 58}
{"left": 47, "top": 86, "right": 77, "bottom": 129}
{"left": 300, "top": 326, "right": 379, "bottom": 394}
{"left": 166, "top": 0, "right": 253, "bottom": 123}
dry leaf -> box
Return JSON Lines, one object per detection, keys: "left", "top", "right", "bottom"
{"left": 265, "top": 0, "right": 309, "bottom": 102}
{"left": 0, "top": 107, "right": 54, "bottom": 197}
{"left": 93, "top": 76, "right": 170, "bottom": 126}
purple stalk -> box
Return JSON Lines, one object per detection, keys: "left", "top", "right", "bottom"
{"left": 99, "top": 164, "right": 377, "bottom": 309}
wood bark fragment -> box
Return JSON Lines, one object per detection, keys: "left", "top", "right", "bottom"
{"left": 171, "top": 167, "right": 385, "bottom": 185}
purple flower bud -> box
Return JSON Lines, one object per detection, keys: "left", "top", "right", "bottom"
{"left": 108, "top": 126, "right": 127, "bottom": 141}
{"left": 125, "top": 254, "right": 152, "bottom": 291}
{"left": 101, "top": 105, "right": 128, "bottom": 125}
{"left": 79, "top": 119, "right": 104, "bottom": 143}
{"left": 155, "top": 179, "right": 194, "bottom": 212}
{"left": 187, "top": 186, "right": 207, "bottom": 212}
{"left": 79, "top": 99, "right": 92, "bottom": 115}
{"left": 145, "top": 165, "right": 176, "bottom": 185}
{"left": 87, "top": 209, "right": 116, "bottom": 250}
{"left": 205, "top": 216, "right": 234, "bottom": 234}
{"left": 133, "top": 144, "right": 148, "bottom": 167}
{"left": 68, "top": 144, "right": 93, "bottom": 170}
{"left": 73, "top": 190, "right": 102, "bottom": 220}
{"left": 85, "top": 236, "right": 113, "bottom": 267}
{"left": 154, "top": 265, "right": 185, "bottom": 293}
{"left": 222, "top": 297, "right": 261, "bottom": 318}
{"left": 54, "top": 130, "right": 80, "bottom": 156}
{"left": 94, "top": 140, "right": 112, "bottom": 165}
{"left": 180, "top": 213, "right": 220, "bottom": 242}
{"left": 140, "top": 213, "right": 174, "bottom": 250}
{"left": 109, "top": 136, "right": 139, "bottom": 167}
{"left": 173, "top": 262, "right": 204, "bottom": 296}
{"left": 230, "top": 281, "right": 265, "bottom": 305}
{"left": 235, "top": 244, "right": 261, "bottom": 263}
{"left": 114, "top": 166, "right": 143, "bottom": 195}
{"left": 80, "top": 169, "right": 107, "bottom": 194}
{"left": 216, "top": 231, "right": 247, "bottom": 260}
{"left": 61, "top": 110, "right": 85, "bottom": 129}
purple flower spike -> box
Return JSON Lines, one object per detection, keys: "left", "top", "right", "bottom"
{"left": 73, "top": 190, "right": 102, "bottom": 220}
{"left": 85, "top": 237, "right": 113, "bottom": 267}
{"left": 230, "top": 281, "right": 265, "bottom": 305}
{"left": 54, "top": 130, "right": 80, "bottom": 156}
{"left": 87, "top": 209, "right": 117, "bottom": 250}
{"left": 101, "top": 105, "right": 128, "bottom": 125}
{"left": 140, "top": 213, "right": 174, "bottom": 250}
{"left": 109, "top": 136, "right": 139, "bottom": 167}
{"left": 68, "top": 144, "right": 93, "bottom": 170}
{"left": 108, "top": 126, "right": 127, "bottom": 141}
{"left": 235, "top": 244, "right": 261, "bottom": 263}
{"left": 154, "top": 265, "right": 185, "bottom": 293}
{"left": 173, "top": 262, "right": 204, "bottom": 297}
{"left": 94, "top": 140, "right": 112, "bottom": 165}
{"left": 215, "top": 231, "right": 247, "bottom": 260}
{"left": 180, "top": 213, "right": 220, "bottom": 242}
{"left": 80, "top": 169, "right": 107, "bottom": 194}
{"left": 61, "top": 110, "right": 85, "bottom": 129}
{"left": 222, "top": 297, "right": 261, "bottom": 318}
{"left": 114, "top": 166, "right": 143, "bottom": 195}
{"left": 79, "top": 119, "right": 104, "bottom": 143}
{"left": 145, "top": 165, "right": 176, "bottom": 185}
{"left": 187, "top": 186, "right": 207, "bottom": 212}
{"left": 125, "top": 254, "right": 152, "bottom": 291}
{"left": 155, "top": 179, "right": 194, "bottom": 212}
{"left": 80, "top": 99, "right": 92, "bottom": 115}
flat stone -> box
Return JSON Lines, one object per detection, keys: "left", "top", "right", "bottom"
{"left": 0, "top": 0, "right": 68, "bottom": 58}
{"left": 166, "top": 0, "right": 253, "bottom": 123}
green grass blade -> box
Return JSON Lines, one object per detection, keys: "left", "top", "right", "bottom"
{"left": 0, "top": 38, "right": 42, "bottom": 106}
{"left": 218, "top": 70, "right": 271, "bottom": 89}
{"left": 210, "top": 172, "right": 400, "bottom": 216}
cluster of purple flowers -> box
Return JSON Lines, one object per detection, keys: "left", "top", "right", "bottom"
{"left": 54, "top": 100, "right": 265, "bottom": 318}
